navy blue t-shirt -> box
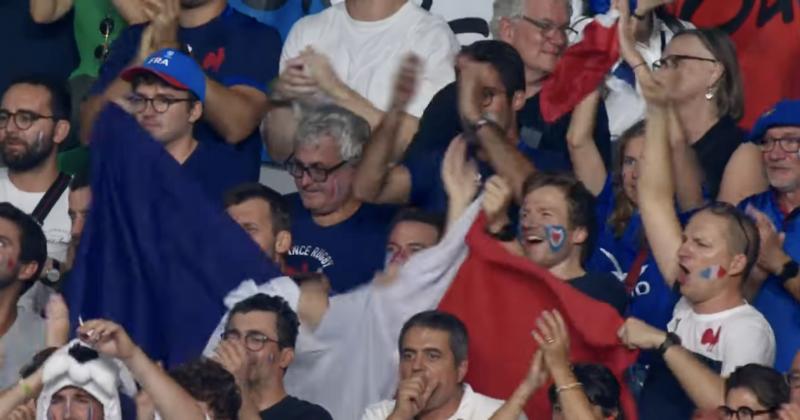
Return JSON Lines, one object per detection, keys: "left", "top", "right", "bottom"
{"left": 739, "top": 190, "right": 800, "bottom": 371}
{"left": 90, "top": 6, "right": 282, "bottom": 180}
{"left": 403, "top": 82, "right": 612, "bottom": 170}
{"left": 183, "top": 140, "right": 251, "bottom": 204}
{"left": 285, "top": 194, "right": 398, "bottom": 293}
{"left": 228, "top": 0, "right": 327, "bottom": 40}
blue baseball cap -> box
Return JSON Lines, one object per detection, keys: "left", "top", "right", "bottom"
{"left": 749, "top": 99, "right": 800, "bottom": 141}
{"left": 121, "top": 48, "right": 206, "bottom": 102}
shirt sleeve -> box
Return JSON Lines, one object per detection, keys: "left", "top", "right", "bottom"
{"left": 280, "top": 14, "right": 311, "bottom": 72}
{"left": 405, "top": 19, "right": 459, "bottom": 117}
{"left": 89, "top": 25, "right": 143, "bottom": 96}
{"left": 402, "top": 152, "right": 439, "bottom": 208}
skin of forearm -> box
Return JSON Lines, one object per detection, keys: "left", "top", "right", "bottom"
{"left": 204, "top": 79, "right": 269, "bottom": 144}
{"left": 663, "top": 345, "right": 725, "bottom": 409}
{"left": 30, "top": 0, "right": 72, "bottom": 23}
{"left": 666, "top": 107, "right": 704, "bottom": 211}
{"left": 639, "top": 105, "right": 674, "bottom": 206}
{"left": 80, "top": 78, "right": 132, "bottom": 143}
{"left": 551, "top": 364, "right": 600, "bottom": 420}
{"left": 476, "top": 125, "right": 535, "bottom": 202}
{"left": 353, "top": 108, "right": 403, "bottom": 201}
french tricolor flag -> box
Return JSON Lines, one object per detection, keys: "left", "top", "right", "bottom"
{"left": 540, "top": 10, "right": 621, "bottom": 123}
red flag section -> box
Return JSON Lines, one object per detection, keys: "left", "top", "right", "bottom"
{"left": 540, "top": 18, "right": 620, "bottom": 123}
{"left": 438, "top": 213, "right": 639, "bottom": 418}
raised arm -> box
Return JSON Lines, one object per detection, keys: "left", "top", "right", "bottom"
{"left": 619, "top": 318, "right": 725, "bottom": 409}
{"left": 78, "top": 320, "right": 207, "bottom": 420}
{"left": 203, "top": 80, "right": 269, "bottom": 145}
{"left": 458, "top": 59, "right": 535, "bottom": 202}
{"left": 352, "top": 56, "right": 418, "bottom": 205}
{"left": 749, "top": 208, "right": 800, "bottom": 302}
{"left": 0, "top": 368, "right": 44, "bottom": 418}
{"left": 617, "top": 0, "right": 682, "bottom": 284}
{"left": 717, "top": 143, "right": 768, "bottom": 205}
{"left": 442, "top": 136, "right": 479, "bottom": 229}
{"left": 29, "top": 0, "right": 73, "bottom": 24}
{"left": 566, "top": 90, "right": 606, "bottom": 196}
{"left": 665, "top": 106, "right": 705, "bottom": 211}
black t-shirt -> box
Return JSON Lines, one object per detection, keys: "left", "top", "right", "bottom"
{"left": 568, "top": 271, "right": 628, "bottom": 316}
{"left": 403, "top": 82, "right": 612, "bottom": 170}
{"left": 691, "top": 116, "right": 746, "bottom": 199}
{"left": 259, "top": 395, "right": 332, "bottom": 420}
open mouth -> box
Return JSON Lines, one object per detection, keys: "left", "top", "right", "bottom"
{"left": 677, "top": 264, "right": 690, "bottom": 285}
{"left": 521, "top": 231, "right": 545, "bottom": 246}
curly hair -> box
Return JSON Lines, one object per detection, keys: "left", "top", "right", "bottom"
{"left": 170, "top": 358, "right": 241, "bottom": 420}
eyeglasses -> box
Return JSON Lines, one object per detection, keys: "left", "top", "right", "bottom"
{"left": 785, "top": 370, "right": 800, "bottom": 388}
{"left": 221, "top": 330, "right": 280, "bottom": 352}
{"left": 758, "top": 136, "right": 800, "bottom": 153}
{"left": 517, "top": 15, "right": 577, "bottom": 38}
{"left": 0, "top": 109, "right": 55, "bottom": 130}
{"left": 481, "top": 87, "right": 507, "bottom": 107}
{"left": 94, "top": 17, "right": 115, "bottom": 61}
{"left": 717, "top": 406, "right": 774, "bottom": 419}
{"left": 653, "top": 54, "right": 718, "bottom": 70}
{"left": 127, "top": 94, "right": 194, "bottom": 114}
{"left": 285, "top": 154, "right": 349, "bottom": 183}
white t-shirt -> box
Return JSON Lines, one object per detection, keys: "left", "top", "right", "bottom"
{"left": 667, "top": 297, "right": 775, "bottom": 376}
{"left": 361, "top": 384, "right": 518, "bottom": 420}
{"left": 0, "top": 168, "right": 70, "bottom": 262}
{"left": 281, "top": 1, "right": 459, "bottom": 117}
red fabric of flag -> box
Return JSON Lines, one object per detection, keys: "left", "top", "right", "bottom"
{"left": 438, "top": 213, "right": 639, "bottom": 418}
{"left": 540, "top": 18, "right": 621, "bottom": 123}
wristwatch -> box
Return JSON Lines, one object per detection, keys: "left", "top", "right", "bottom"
{"left": 657, "top": 332, "right": 682, "bottom": 356}
{"left": 778, "top": 260, "right": 799, "bottom": 284}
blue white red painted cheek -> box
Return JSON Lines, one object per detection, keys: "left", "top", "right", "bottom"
{"left": 545, "top": 225, "right": 567, "bottom": 253}
{"left": 699, "top": 265, "right": 727, "bottom": 281}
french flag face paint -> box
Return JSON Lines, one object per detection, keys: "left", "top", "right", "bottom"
{"left": 699, "top": 265, "right": 727, "bottom": 281}
{"left": 545, "top": 225, "right": 567, "bottom": 253}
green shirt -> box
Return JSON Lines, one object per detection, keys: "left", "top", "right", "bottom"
{"left": 71, "top": 0, "right": 126, "bottom": 79}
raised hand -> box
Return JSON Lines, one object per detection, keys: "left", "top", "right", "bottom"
{"left": 389, "top": 374, "right": 438, "bottom": 420}
{"left": 531, "top": 310, "right": 572, "bottom": 374}
{"left": 301, "top": 47, "right": 347, "bottom": 99}
{"left": 748, "top": 206, "right": 788, "bottom": 275}
{"left": 77, "top": 319, "right": 138, "bottom": 361}
{"left": 45, "top": 293, "right": 70, "bottom": 347}
{"left": 441, "top": 135, "right": 479, "bottom": 205}
{"left": 389, "top": 54, "right": 421, "bottom": 112}
{"left": 142, "top": 0, "right": 179, "bottom": 50}
{"left": 482, "top": 175, "right": 513, "bottom": 233}
{"left": 212, "top": 339, "right": 250, "bottom": 389}
{"left": 275, "top": 56, "right": 319, "bottom": 101}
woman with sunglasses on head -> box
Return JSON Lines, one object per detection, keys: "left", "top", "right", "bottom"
{"left": 613, "top": 2, "right": 767, "bottom": 205}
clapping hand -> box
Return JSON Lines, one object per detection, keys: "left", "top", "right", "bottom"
{"left": 441, "top": 135, "right": 479, "bottom": 206}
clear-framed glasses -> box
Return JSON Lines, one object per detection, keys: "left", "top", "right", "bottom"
{"left": 221, "top": 330, "right": 280, "bottom": 352}
{"left": 517, "top": 15, "right": 577, "bottom": 38}
{"left": 0, "top": 109, "right": 54, "bottom": 131}
{"left": 284, "top": 154, "right": 349, "bottom": 183}
{"left": 127, "top": 94, "right": 194, "bottom": 114}
{"left": 652, "top": 54, "right": 718, "bottom": 70}
{"left": 785, "top": 370, "right": 800, "bottom": 388}
{"left": 758, "top": 136, "right": 800, "bottom": 153}
{"left": 717, "top": 405, "right": 774, "bottom": 420}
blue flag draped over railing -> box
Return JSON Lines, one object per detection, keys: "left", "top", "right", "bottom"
{"left": 64, "top": 104, "right": 281, "bottom": 367}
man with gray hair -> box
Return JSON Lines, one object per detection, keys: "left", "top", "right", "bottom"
{"left": 283, "top": 104, "right": 398, "bottom": 293}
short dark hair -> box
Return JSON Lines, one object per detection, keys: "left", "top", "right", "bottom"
{"left": 0, "top": 202, "right": 47, "bottom": 281}
{"left": 129, "top": 73, "right": 200, "bottom": 104}
{"left": 228, "top": 293, "right": 299, "bottom": 349}
{"left": 548, "top": 363, "right": 623, "bottom": 420}
{"left": 224, "top": 183, "right": 291, "bottom": 233}
{"left": 19, "top": 346, "right": 58, "bottom": 378}
{"left": 398, "top": 310, "right": 469, "bottom": 366}
{"left": 170, "top": 358, "right": 241, "bottom": 420}
{"left": 69, "top": 170, "right": 90, "bottom": 191}
{"left": 522, "top": 172, "right": 597, "bottom": 263}
{"left": 389, "top": 208, "right": 445, "bottom": 241}
{"left": 725, "top": 364, "right": 790, "bottom": 411}
{"left": 5, "top": 75, "right": 71, "bottom": 121}
{"left": 460, "top": 40, "right": 525, "bottom": 99}
{"left": 695, "top": 202, "right": 760, "bottom": 280}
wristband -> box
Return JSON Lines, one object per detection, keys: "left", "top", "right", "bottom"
{"left": 487, "top": 223, "right": 516, "bottom": 242}
{"left": 658, "top": 332, "right": 682, "bottom": 356}
{"left": 632, "top": 11, "right": 647, "bottom": 20}
{"left": 778, "top": 260, "right": 799, "bottom": 284}
{"left": 555, "top": 382, "right": 583, "bottom": 393}
{"left": 18, "top": 378, "right": 33, "bottom": 399}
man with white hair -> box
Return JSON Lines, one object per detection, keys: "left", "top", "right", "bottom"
{"left": 282, "top": 104, "right": 398, "bottom": 293}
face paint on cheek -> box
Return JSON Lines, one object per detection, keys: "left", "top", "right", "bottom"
{"left": 698, "top": 265, "right": 727, "bottom": 281}
{"left": 6, "top": 257, "right": 14, "bottom": 271}
{"left": 545, "top": 225, "right": 566, "bottom": 253}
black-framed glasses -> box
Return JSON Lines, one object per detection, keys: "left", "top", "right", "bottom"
{"left": 758, "top": 136, "right": 800, "bottom": 153}
{"left": 718, "top": 406, "right": 774, "bottom": 419}
{"left": 785, "top": 370, "right": 800, "bottom": 388}
{"left": 284, "top": 154, "right": 349, "bottom": 183}
{"left": 653, "top": 54, "right": 718, "bottom": 70}
{"left": 517, "top": 15, "right": 577, "bottom": 37}
{"left": 94, "top": 17, "right": 115, "bottom": 61}
{"left": 127, "top": 94, "right": 194, "bottom": 114}
{"left": 221, "top": 330, "right": 280, "bottom": 352}
{"left": 0, "top": 109, "right": 55, "bottom": 131}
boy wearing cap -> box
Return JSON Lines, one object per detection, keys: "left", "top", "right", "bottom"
{"left": 739, "top": 99, "right": 800, "bottom": 372}
{"left": 120, "top": 49, "right": 250, "bottom": 203}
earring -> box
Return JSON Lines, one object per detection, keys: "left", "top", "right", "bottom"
{"left": 705, "top": 87, "right": 715, "bottom": 100}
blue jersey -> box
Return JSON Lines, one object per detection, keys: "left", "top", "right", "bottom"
{"left": 285, "top": 194, "right": 398, "bottom": 294}
{"left": 228, "top": 0, "right": 327, "bottom": 41}
{"left": 739, "top": 190, "right": 800, "bottom": 371}
{"left": 91, "top": 6, "right": 282, "bottom": 181}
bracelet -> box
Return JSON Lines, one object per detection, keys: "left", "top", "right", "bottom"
{"left": 555, "top": 382, "right": 583, "bottom": 393}
{"left": 18, "top": 378, "right": 33, "bottom": 399}
{"left": 632, "top": 11, "right": 646, "bottom": 20}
